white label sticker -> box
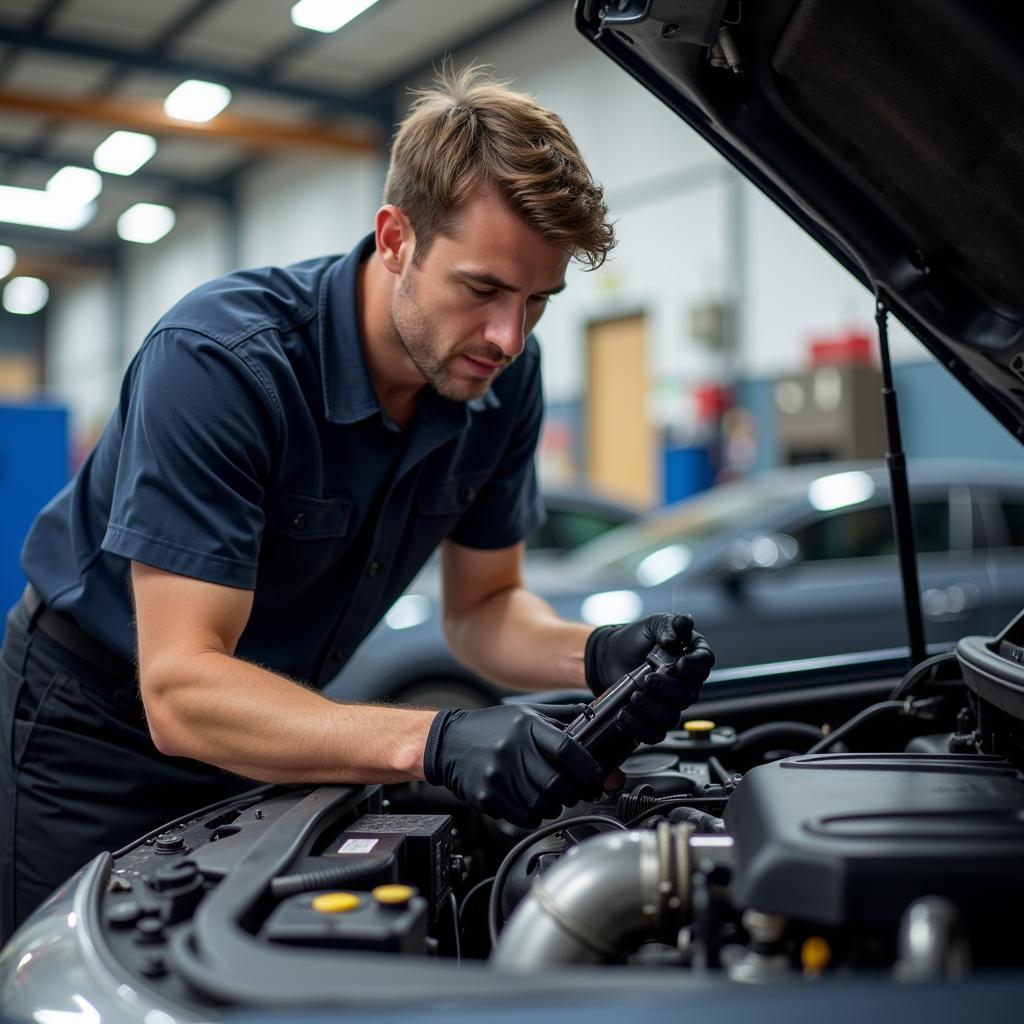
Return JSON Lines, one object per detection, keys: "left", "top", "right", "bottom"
{"left": 337, "top": 838, "right": 378, "bottom": 855}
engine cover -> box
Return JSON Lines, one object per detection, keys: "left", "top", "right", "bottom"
{"left": 723, "top": 753, "right": 1024, "bottom": 926}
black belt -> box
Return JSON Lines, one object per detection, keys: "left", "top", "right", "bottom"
{"left": 22, "top": 585, "right": 136, "bottom": 684}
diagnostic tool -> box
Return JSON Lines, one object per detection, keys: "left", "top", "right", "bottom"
{"left": 565, "top": 645, "right": 678, "bottom": 775}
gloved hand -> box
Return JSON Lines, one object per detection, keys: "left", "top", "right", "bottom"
{"left": 584, "top": 612, "right": 715, "bottom": 745}
{"left": 423, "top": 703, "right": 605, "bottom": 828}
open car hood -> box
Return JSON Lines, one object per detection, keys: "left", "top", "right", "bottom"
{"left": 576, "top": 0, "right": 1024, "bottom": 441}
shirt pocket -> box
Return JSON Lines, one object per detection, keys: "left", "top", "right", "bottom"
{"left": 260, "top": 493, "right": 356, "bottom": 584}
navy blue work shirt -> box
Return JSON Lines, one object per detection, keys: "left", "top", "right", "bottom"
{"left": 21, "top": 234, "right": 546, "bottom": 687}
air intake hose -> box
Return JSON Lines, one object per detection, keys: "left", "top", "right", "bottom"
{"left": 491, "top": 821, "right": 691, "bottom": 968}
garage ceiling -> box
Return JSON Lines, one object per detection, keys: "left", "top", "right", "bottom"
{"left": 0, "top": 0, "right": 557, "bottom": 277}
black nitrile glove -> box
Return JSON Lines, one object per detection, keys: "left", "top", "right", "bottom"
{"left": 585, "top": 613, "right": 715, "bottom": 745}
{"left": 423, "top": 703, "right": 605, "bottom": 828}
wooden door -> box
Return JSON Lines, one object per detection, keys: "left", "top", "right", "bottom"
{"left": 585, "top": 314, "right": 654, "bottom": 506}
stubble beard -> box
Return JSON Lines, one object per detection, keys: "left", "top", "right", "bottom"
{"left": 392, "top": 271, "right": 509, "bottom": 403}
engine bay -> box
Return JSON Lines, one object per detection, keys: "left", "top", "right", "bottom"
{"left": 5, "top": 616, "right": 1024, "bottom": 1021}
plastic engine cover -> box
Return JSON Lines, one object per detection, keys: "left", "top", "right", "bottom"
{"left": 723, "top": 753, "right": 1024, "bottom": 926}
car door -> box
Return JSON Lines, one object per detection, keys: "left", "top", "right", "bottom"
{"left": 698, "top": 487, "right": 996, "bottom": 667}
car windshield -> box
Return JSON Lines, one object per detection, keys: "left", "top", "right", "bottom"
{"left": 566, "top": 479, "right": 794, "bottom": 585}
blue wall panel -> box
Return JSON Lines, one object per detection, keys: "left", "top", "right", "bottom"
{"left": 0, "top": 403, "right": 69, "bottom": 615}
{"left": 892, "top": 361, "right": 1024, "bottom": 463}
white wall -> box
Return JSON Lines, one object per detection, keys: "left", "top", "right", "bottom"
{"left": 122, "top": 200, "right": 230, "bottom": 363}
{"left": 238, "top": 155, "right": 383, "bottom": 269}
{"left": 743, "top": 184, "right": 926, "bottom": 375}
{"left": 46, "top": 272, "right": 118, "bottom": 444}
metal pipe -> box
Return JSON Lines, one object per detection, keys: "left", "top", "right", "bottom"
{"left": 895, "top": 896, "right": 970, "bottom": 981}
{"left": 491, "top": 822, "right": 691, "bottom": 969}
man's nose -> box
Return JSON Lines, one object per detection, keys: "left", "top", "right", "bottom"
{"left": 483, "top": 305, "right": 527, "bottom": 359}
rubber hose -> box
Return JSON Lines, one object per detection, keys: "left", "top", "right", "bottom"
{"left": 805, "top": 700, "right": 907, "bottom": 755}
{"left": 732, "top": 720, "right": 823, "bottom": 753}
{"left": 270, "top": 854, "right": 393, "bottom": 899}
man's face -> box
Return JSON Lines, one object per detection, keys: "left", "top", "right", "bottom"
{"left": 390, "top": 188, "right": 570, "bottom": 402}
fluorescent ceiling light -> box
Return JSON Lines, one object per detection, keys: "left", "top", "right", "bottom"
{"left": 0, "top": 245, "right": 15, "bottom": 278}
{"left": 164, "top": 79, "right": 232, "bottom": 123}
{"left": 93, "top": 131, "right": 156, "bottom": 176}
{"left": 46, "top": 165, "right": 103, "bottom": 205}
{"left": 291, "top": 0, "right": 379, "bottom": 33}
{"left": 117, "top": 203, "right": 175, "bottom": 244}
{"left": 3, "top": 276, "right": 49, "bottom": 315}
{"left": 0, "top": 185, "right": 96, "bottom": 230}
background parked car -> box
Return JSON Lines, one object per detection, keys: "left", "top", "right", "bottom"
{"left": 327, "top": 459, "right": 1024, "bottom": 706}
{"left": 503, "top": 485, "right": 638, "bottom": 556}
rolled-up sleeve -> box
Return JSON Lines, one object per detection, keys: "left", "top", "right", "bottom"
{"left": 448, "top": 346, "right": 546, "bottom": 550}
{"left": 102, "top": 328, "right": 279, "bottom": 589}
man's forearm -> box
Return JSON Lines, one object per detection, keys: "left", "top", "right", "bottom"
{"left": 444, "top": 584, "right": 593, "bottom": 692}
{"left": 142, "top": 651, "right": 435, "bottom": 784}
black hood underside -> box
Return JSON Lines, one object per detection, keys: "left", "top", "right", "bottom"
{"left": 577, "top": 0, "right": 1024, "bottom": 442}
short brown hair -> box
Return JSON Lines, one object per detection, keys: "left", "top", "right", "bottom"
{"left": 384, "top": 64, "right": 615, "bottom": 269}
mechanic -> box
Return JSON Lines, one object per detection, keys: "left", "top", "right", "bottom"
{"left": 0, "top": 68, "right": 713, "bottom": 942}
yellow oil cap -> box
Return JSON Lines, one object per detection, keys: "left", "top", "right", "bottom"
{"left": 372, "top": 884, "right": 415, "bottom": 906}
{"left": 801, "top": 936, "right": 831, "bottom": 974}
{"left": 683, "top": 719, "right": 716, "bottom": 733}
{"left": 312, "top": 892, "right": 360, "bottom": 914}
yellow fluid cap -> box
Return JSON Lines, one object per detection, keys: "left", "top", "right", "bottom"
{"left": 311, "top": 892, "right": 360, "bottom": 914}
{"left": 683, "top": 719, "right": 716, "bottom": 733}
{"left": 801, "top": 936, "right": 831, "bottom": 974}
{"left": 372, "top": 884, "right": 415, "bottom": 906}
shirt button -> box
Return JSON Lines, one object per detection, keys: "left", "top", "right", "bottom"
{"left": 459, "top": 485, "right": 476, "bottom": 504}
{"left": 290, "top": 512, "right": 307, "bottom": 531}
{"left": 331, "top": 649, "right": 344, "bottom": 662}
{"left": 366, "top": 561, "right": 381, "bottom": 578}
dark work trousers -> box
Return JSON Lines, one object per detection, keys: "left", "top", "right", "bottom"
{"left": 0, "top": 596, "right": 252, "bottom": 945}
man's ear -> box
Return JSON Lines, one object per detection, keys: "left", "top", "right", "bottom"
{"left": 375, "top": 205, "right": 415, "bottom": 275}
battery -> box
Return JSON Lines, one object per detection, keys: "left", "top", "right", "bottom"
{"left": 328, "top": 814, "right": 452, "bottom": 918}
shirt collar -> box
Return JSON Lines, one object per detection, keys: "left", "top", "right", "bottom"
{"left": 319, "top": 233, "right": 380, "bottom": 425}
{"left": 319, "top": 232, "right": 502, "bottom": 425}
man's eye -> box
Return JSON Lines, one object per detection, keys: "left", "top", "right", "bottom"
{"left": 530, "top": 295, "right": 552, "bottom": 306}
{"left": 467, "top": 285, "right": 496, "bottom": 298}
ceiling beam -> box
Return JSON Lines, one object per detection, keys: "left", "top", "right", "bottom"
{"left": 7, "top": 254, "right": 115, "bottom": 280}
{"left": 0, "top": 25, "right": 391, "bottom": 123}
{"left": 0, "top": 222, "right": 117, "bottom": 265}
{"left": 0, "top": 142, "right": 233, "bottom": 198}
{"left": 365, "top": 0, "right": 562, "bottom": 109}
{"left": 0, "top": 90, "right": 382, "bottom": 154}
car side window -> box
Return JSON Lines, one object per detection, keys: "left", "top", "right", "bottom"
{"left": 791, "top": 500, "right": 950, "bottom": 563}
{"left": 997, "top": 502, "right": 1024, "bottom": 548}
{"left": 528, "top": 508, "right": 625, "bottom": 553}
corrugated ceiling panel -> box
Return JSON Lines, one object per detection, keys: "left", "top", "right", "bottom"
{"left": 4, "top": 51, "right": 112, "bottom": 93}
{"left": 0, "top": 0, "right": 45, "bottom": 29}
{"left": 145, "top": 135, "right": 245, "bottom": 179}
{"left": 0, "top": 112, "right": 49, "bottom": 147}
{"left": 275, "top": 0, "right": 543, "bottom": 92}
{"left": 170, "top": 0, "right": 302, "bottom": 71}
{"left": 51, "top": 0, "right": 202, "bottom": 50}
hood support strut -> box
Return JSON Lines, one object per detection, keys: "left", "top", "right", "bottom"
{"left": 875, "top": 295, "right": 926, "bottom": 667}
